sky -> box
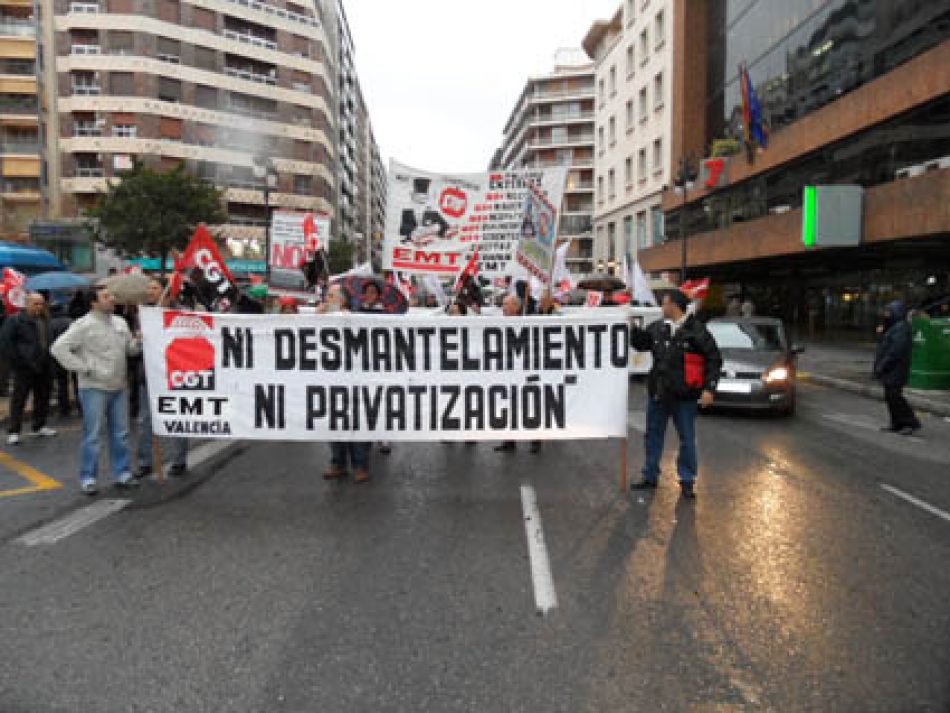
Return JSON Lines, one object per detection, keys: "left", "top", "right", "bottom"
{"left": 343, "top": 0, "right": 622, "bottom": 174}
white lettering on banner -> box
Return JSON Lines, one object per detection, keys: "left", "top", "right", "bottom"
{"left": 140, "top": 308, "right": 630, "bottom": 442}
{"left": 194, "top": 249, "right": 231, "bottom": 295}
{"left": 382, "top": 160, "right": 568, "bottom": 279}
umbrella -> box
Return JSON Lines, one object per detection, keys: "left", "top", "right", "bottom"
{"left": 340, "top": 275, "right": 408, "bottom": 315}
{"left": 577, "top": 275, "right": 626, "bottom": 292}
{"left": 101, "top": 272, "right": 152, "bottom": 305}
{"left": 26, "top": 271, "right": 90, "bottom": 292}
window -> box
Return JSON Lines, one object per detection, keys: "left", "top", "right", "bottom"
{"left": 625, "top": 100, "right": 634, "bottom": 131}
{"left": 607, "top": 222, "right": 616, "bottom": 262}
{"left": 636, "top": 211, "right": 648, "bottom": 249}
{"left": 109, "top": 30, "right": 133, "bottom": 55}
{"left": 108, "top": 71, "right": 132, "bottom": 95}
{"left": 294, "top": 174, "right": 312, "bottom": 195}
{"left": 72, "top": 70, "right": 100, "bottom": 95}
{"left": 624, "top": 216, "right": 634, "bottom": 255}
{"left": 626, "top": 0, "right": 634, "bottom": 25}
{"left": 112, "top": 123, "right": 136, "bottom": 137}
{"left": 652, "top": 137, "right": 663, "bottom": 174}
{"left": 609, "top": 65, "right": 616, "bottom": 96}
{"left": 639, "top": 28, "right": 649, "bottom": 64}
{"left": 597, "top": 175, "right": 604, "bottom": 204}
{"left": 654, "top": 72, "right": 664, "bottom": 110}
{"left": 194, "top": 46, "right": 216, "bottom": 71}
{"left": 638, "top": 86, "right": 648, "bottom": 122}
{"left": 156, "top": 36, "right": 180, "bottom": 63}
{"left": 624, "top": 156, "right": 633, "bottom": 187}
{"left": 195, "top": 84, "right": 217, "bottom": 108}
{"left": 608, "top": 116, "right": 616, "bottom": 146}
{"left": 654, "top": 10, "right": 665, "bottom": 48}
{"left": 158, "top": 77, "right": 181, "bottom": 102}
{"left": 597, "top": 126, "right": 605, "bottom": 153}
{"left": 598, "top": 79, "right": 605, "bottom": 106}
{"left": 626, "top": 45, "right": 635, "bottom": 77}
{"left": 608, "top": 169, "right": 615, "bottom": 200}
{"left": 651, "top": 205, "right": 665, "bottom": 243}
{"left": 638, "top": 148, "right": 647, "bottom": 181}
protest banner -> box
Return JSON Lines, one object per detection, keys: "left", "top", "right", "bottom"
{"left": 141, "top": 309, "right": 630, "bottom": 443}
{"left": 271, "top": 211, "right": 330, "bottom": 271}
{"left": 515, "top": 182, "right": 558, "bottom": 282}
{"left": 383, "top": 160, "right": 567, "bottom": 279}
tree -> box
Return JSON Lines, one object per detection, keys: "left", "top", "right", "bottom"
{"left": 86, "top": 162, "right": 227, "bottom": 276}
{"left": 328, "top": 239, "right": 356, "bottom": 275}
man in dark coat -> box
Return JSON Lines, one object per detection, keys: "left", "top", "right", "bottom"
{"left": 0, "top": 292, "right": 58, "bottom": 444}
{"left": 873, "top": 300, "right": 920, "bottom": 435}
{"left": 629, "top": 290, "right": 722, "bottom": 499}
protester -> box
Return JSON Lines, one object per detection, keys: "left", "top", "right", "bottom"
{"left": 278, "top": 296, "right": 299, "bottom": 314}
{"left": 51, "top": 285, "right": 142, "bottom": 495}
{"left": 135, "top": 278, "right": 188, "bottom": 479}
{"left": 537, "top": 288, "right": 560, "bottom": 316}
{"left": 49, "top": 303, "right": 75, "bottom": 417}
{"left": 316, "top": 283, "right": 345, "bottom": 314}
{"left": 495, "top": 295, "right": 531, "bottom": 454}
{"left": 741, "top": 297, "right": 755, "bottom": 318}
{"left": 629, "top": 290, "right": 722, "bottom": 499}
{"left": 514, "top": 280, "right": 537, "bottom": 315}
{"left": 873, "top": 300, "right": 921, "bottom": 436}
{"left": 0, "top": 292, "right": 57, "bottom": 445}
{"left": 457, "top": 273, "right": 483, "bottom": 314}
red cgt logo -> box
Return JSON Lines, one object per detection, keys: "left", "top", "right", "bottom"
{"left": 164, "top": 312, "right": 215, "bottom": 390}
{"left": 439, "top": 187, "right": 468, "bottom": 219}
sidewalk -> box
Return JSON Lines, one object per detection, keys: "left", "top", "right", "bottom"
{"left": 798, "top": 341, "right": 950, "bottom": 418}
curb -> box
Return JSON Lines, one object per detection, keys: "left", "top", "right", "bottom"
{"left": 799, "top": 372, "right": 950, "bottom": 418}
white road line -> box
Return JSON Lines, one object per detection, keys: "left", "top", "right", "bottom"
{"left": 881, "top": 484, "right": 950, "bottom": 524}
{"left": 182, "top": 440, "right": 233, "bottom": 470}
{"left": 520, "top": 484, "right": 558, "bottom": 615}
{"left": 17, "top": 499, "right": 131, "bottom": 546}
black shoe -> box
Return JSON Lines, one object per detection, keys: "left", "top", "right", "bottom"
{"left": 135, "top": 466, "right": 153, "bottom": 480}
{"left": 631, "top": 479, "right": 658, "bottom": 491}
{"left": 114, "top": 477, "right": 141, "bottom": 490}
{"left": 898, "top": 426, "right": 920, "bottom": 436}
{"left": 880, "top": 425, "right": 899, "bottom": 433}
{"left": 529, "top": 441, "right": 541, "bottom": 454}
{"left": 680, "top": 482, "right": 696, "bottom": 499}
{"left": 169, "top": 464, "right": 188, "bottom": 477}
{"left": 494, "top": 442, "right": 516, "bottom": 452}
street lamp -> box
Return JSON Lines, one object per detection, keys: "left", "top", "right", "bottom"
{"left": 673, "top": 153, "right": 698, "bottom": 283}
{"left": 253, "top": 157, "right": 278, "bottom": 282}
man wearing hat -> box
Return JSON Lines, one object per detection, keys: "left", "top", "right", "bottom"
{"left": 629, "top": 289, "right": 722, "bottom": 499}
{"left": 399, "top": 177, "right": 450, "bottom": 247}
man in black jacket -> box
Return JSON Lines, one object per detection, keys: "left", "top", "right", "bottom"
{"left": 0, "top": 292, "right": 58, "bottom": 445}
{"left": 873, "top": 300, "right": 920, "bottom": 435}
{"left": 629, "top": 290, "right": 722, "bottom": 499}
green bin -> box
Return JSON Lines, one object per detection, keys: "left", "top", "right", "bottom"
{"left": 909, "top": 317, "right": 950, "bottom": 390}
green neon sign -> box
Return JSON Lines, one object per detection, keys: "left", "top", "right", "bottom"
{"left": 802, "top": 186, "right": 817, "bottom": 248}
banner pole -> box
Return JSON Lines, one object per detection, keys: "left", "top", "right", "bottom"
{"left": 620, "top": 437, "right": 628, "bottom": 493}
{"left": 153, "top": 436, "right": 165, "bottom": 485}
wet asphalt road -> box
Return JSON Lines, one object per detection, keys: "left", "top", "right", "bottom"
{"left": 1, "top": 381, "right": 949, "bottom": 712}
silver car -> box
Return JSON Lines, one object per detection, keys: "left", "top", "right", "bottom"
{"left": 706, "top": 317, "right": 804, "bottom": 416}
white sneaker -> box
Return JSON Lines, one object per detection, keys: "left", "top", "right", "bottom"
{"left": 33, "top": 427, "right": 57, "bottom": 438}
{"left": 6, "top": 433, "right": 20, "bottom": 445}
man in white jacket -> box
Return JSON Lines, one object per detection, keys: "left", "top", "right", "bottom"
{"left": 51, "top": 285, "right": 142, "bottom": 495}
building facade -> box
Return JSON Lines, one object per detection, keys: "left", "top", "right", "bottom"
{"left": 0, "top": 0, "right": 42, "bottom": 242}
{"left": 641, "top": 0, "right": 950, "bottom": 335}
{"left": 584, "top": 0, "right": 673, "bottom": 275}
{"left": 494, "top": 51, "right": 596, "bottom": 275}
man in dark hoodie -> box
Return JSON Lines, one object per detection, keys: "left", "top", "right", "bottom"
{"left": 629, "top": 290, "right": 722, "bottom": 499}
{"left": 873, "top": 300, "right": 920, "bottom": 435}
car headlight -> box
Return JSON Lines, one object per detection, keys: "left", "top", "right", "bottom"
{"left": 763, "top": 366, "right": 789, "bottom": 383}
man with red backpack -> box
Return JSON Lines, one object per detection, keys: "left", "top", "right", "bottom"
{"left": 629, "top": 290, "right": 722, "bottom": 499}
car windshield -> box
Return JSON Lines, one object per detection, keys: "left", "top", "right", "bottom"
{"left": 709, "top": 322, "right": 785, "bottom": 351}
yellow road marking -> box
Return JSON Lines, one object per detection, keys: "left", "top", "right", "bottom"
{"left": 0, "top": 450, "right": 63, "bottom": 498}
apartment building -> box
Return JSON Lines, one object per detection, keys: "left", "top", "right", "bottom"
{"left": 584, "top": 0, "right": 672, "bottom": 276}
{"left": 0, "top": 0, "right": 42, "bottom": 241}
{"left": 35, "top": 0, "right": 337, "bottom": 265}
{"left": 494, "top": 51, "right": 596, "bottom": 275}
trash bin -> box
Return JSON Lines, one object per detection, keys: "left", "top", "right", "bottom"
{"left": 909, "top": 317, "right": 950, "bottom": 390}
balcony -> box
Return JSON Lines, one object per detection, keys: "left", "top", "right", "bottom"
{"left": 0, "top": 99, "right": 37, "bottom": 115}
{"left": 0, "top": 19, "right": 35, "bottom": 37}
{"left": 70, "top": 44, "right": 102, "bottom": 55}
{"left": 75, "top": 167, "right": 104, "bottom": 178}
{"left": 565, "top": 180, "right": 594, "bottom": 192}
{"left": 224, "top": 65, "right": 277, "bottom": 85}
{"left": 222, "top": 29, "right": 277, "bottom": 52}
{"left": 71, "top": 84, "right": 101, "bottom": 96}
{"left": 68, "top": 2, "right": 100, "bottom": 12}
{"left": 1, "top": 140, "right": 39, "bottom": 153}
{"left": 528, "top": 133, "right": 594, "bottom": 148}
{"left": 73, "top": 122, "right": 102, "bottom": 136}
{"left": 222, "top": 0, "right": 319, "bottom": 30}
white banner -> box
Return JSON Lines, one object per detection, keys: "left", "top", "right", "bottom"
{"left": 383, "top": 160, "right": 567, "bottom": 279}
{"left": 270, "top": 211, "right": 330, "bottom": 271}
{"left": 141, "top": 308, "right": 630, "bottom": 442}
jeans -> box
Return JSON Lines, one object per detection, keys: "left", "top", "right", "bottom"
{"left": 330, "top": 441, "right": 371, "bottom": 471}
{"left": 8, "top": 367, "right": 50, "bottom": 434}
{"left": 78, "top": 388, "right": 132, "bottom": 485}
{"left": 136, "top": 381, "right": 187, "bottom": 469}
{"left": 884, "top": 384, "right": 920, "bottom": 430}
{"left": 643, "top": 396, "right": 699, "bottom": 484}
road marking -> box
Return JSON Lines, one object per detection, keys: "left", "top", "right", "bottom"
{"left": 881, "top": 484, "right": 950, "bottom": 524}
{"left": 520, "top": 484, "right": 558, "bottom": 615}
{"left": 16, "top": 498, "right": 131, "bottom": 546}
{"left": 180, "top": 440, "right": 233, "bottom": 470}
{"left": 0, "top": 451, "right": 63, "bottom": 499}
